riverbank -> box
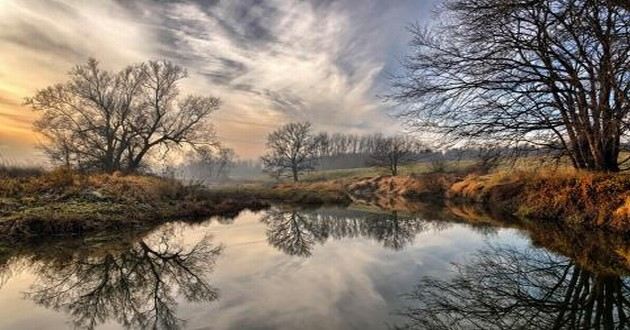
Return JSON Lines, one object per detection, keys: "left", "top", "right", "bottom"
{"left": 0, "top": 168, "right": 268, "bottom": 239}
{"left": 344, "top": 168, "right": 630, "bottom": 233}
{"left": 447, "top": 168, "right": 630, "bottom": 231}
{"left": 4, "top": 165, "right": 630, "bottom": 239}
{"left": 228, "top": 166, "right": 630, "bottom": 233}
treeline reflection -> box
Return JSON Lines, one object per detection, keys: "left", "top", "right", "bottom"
{"left": 397, "top": 244, "right": 630, "bottom": 330}
{"left": 261, "top": 207, "right": 453, "bottom": 256}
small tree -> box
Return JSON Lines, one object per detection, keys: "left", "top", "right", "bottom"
{"left": 370, "top": 136, "right": 424, "bottom": 176}
{"left": 261, "top": 122, "right": 319, "bottom": 182}
{"left": 429, "top": 155, "right": 447, "bottom": 173}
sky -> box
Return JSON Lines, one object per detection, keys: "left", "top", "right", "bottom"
{"left": 0, "top": 0, "right": 440, "bottom": 163}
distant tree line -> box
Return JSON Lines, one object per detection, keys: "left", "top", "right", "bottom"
{"left": 178, "top": 146, "right": 236, "bottom": 183}
{"left": 313, "top": 132, "right": 416, "bottom": 171}
{"left": 261, "top": 122, "right": 429, "bottom": 181}
{"left": 229, "top": 159, "right": 264, "bottom": 180}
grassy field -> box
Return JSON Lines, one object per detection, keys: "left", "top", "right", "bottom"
{"left": 297, "top": 160, "right": 475, "bottom": 182}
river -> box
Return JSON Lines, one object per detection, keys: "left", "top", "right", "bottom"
{"left": 0, "top": 204, "right": 628, "bottom": 329}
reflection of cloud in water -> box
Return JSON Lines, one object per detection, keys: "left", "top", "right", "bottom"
{"left": 0, "top": 207, "right": 536, "bottom": 330}
{"left": 191, "top": 208, "right": 498, "bottom": 330}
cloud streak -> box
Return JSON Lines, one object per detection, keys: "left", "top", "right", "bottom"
{"left": 0, "top": 0, "right": 438, "bottom": 161}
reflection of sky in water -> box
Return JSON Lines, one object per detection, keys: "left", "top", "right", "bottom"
{"left": 0, "top": 208, "right": 529, "bottom": 330}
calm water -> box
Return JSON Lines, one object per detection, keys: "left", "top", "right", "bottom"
{"left": 0, "top": 205, "right": 629, "bottom": 329}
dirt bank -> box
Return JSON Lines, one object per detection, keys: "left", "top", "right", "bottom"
{"left": 345, "top": 169, "right": 630, "bottom": 233}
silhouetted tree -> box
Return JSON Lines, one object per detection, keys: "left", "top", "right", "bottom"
{"left": 26, "top": 58, "right": 220, "bottom": 172}
{"left": 261, "top": 122, "right": 319, "bottom": 182}
{"left": 392, "top": 0, "right": 630, "bottom": 171}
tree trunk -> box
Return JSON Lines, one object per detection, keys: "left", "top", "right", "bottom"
{"left": 573, "top": 140, "right": 620, "bottom": 172}
{"left": 292, "top": 167, "right": 299, "bottom": 182}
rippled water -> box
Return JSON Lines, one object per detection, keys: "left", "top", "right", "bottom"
{"left": 0, "top": 204, "right": 628, "bottom": 329}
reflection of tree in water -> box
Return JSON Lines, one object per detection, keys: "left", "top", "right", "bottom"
{"left": 261, "top": 208, "right": 439, "bottom": 256}
{"left": 261, "top": 210, "right": 326, "bottom": 257}
{"left": 397, "top": 244, "right": 630, "bottom": 330}
{"left": 364, "top": 212, "right": 427, "bottom": 250}
{"left": 24, "top": 232, "right": 221, "bottom": 330}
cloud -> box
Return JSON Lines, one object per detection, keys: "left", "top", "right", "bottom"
{"left": 0, "top": 0, "right": 440, "bottom": 160}
{"left": 149, "top": 0, "right": 402, "bottom": 138}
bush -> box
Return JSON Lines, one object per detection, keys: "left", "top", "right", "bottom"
{"left": 0, "top": 163, "right": 44, "bottom": 178}
{"left": 429, "top": 157, "right": 447, "bottom": 173}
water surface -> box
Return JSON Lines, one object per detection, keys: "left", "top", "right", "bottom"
{"left": 0, "top": 204, "right": 628, "bottom": 329}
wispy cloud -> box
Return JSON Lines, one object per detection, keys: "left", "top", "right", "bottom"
{"left": 0, "top": 0, "right": 438, "bottom": 160}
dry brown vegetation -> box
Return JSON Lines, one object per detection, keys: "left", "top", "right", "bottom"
{"left": 207, "top": 179, "right": 352, "bottom": 205}
{"left": 5, "top": 161, "right": 630, "bottom": 239}
{"left": 447, "top": 168, "right": 630, "bottom": 231}
{"left": 347, "top": 173, "right": 460, "bottom": 200}
{"left": 342, "top": 167, "right": 630, "bottom": 233}
{"left": 0, "top": 168, "right": 268, "bottom": 239}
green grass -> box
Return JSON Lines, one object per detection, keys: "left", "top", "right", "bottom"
{"left": 300, "top": 160, "right": 475, "bottom": 182}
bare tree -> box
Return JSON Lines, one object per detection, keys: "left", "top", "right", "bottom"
{"left": 392, "top": 0, "right": 630, "bottom": 172}
{"left": 25, "top": 58, "right": 220, "bottom": 172}
{"left": 370, "top": 136, "right": 425, "bottom": 176}
{"left": 261, "top": 122, "right": 319, "bottom": 182}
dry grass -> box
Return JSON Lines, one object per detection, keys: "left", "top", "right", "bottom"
{"left": 0, "top": 168, "right": 269, "bottom": 239}
{"left": 0, "top": 167, "right": 192, "bottom": 203}
{"left": 333, "top": 164, "right": 630, "bottom": 232}
{"left": 446, "top": 167, "right": 630, "bottom": 231}
{"left": 207, "top": 179, "right": 352, "bottom": 205}
{"left": 346, "top": 173, "right": 460, "bottom": 201}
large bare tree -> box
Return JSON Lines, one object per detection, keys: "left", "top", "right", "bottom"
{"left": 25, "top": 58, "right": 220, "bottom": 172}
{"left": 261, "top": 122, "right": 319, "bottom": 182}
{"left": 392, "top": 0, "right": 629, "bottom": 171}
